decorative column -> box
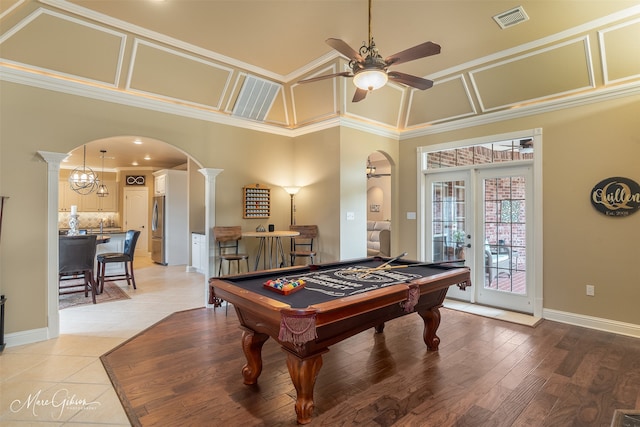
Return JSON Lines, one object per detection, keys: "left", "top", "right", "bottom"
{"left": 199, "top": 168, "right": 223, "bottom": 307}
{"left": 37, "top": 151, "right": 68, "bottom": 340}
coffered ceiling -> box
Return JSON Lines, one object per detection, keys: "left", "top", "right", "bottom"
{"left": 1, "top": 0, "right": 639, "bottom": 168}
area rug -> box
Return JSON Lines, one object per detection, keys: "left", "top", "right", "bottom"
{"left": 59, "top": 280, "right": 131, "bottom": 309}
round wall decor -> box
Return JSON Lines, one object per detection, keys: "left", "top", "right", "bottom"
{"left": 591, "top": 177, "right": 640, "bottom": 217}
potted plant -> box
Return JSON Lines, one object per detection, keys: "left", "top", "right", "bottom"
{"left": 452, "top": 230, "right": 466, "bottom": 259}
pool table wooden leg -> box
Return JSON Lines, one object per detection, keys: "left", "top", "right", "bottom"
{"left": 417, "top": 306, "right": 442, "bottom": 351}
{"left": 284, "top": 350, "right": 325, "bottom": 425}
{"left": 241, "top": 329, "right": 269, "bottom": 385}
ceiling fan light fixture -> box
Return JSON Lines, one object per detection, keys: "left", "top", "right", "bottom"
{"left": 353, "top": 69, "right": 388, "bottom": 91}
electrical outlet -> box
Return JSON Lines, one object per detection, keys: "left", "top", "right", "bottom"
{"left": 586, "top": 285, "right": 595, "bottom": 296}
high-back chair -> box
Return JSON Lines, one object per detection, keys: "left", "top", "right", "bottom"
{"left": 96, "top": 230, "right": 141, "bottom": 293}
{"left": 213, "top": 226, "right": 250, "bottom": 276}
{"left": 59, "top": 234, "right": 98, "bottom": 304}
{"left": 289, "top": 225, "right": 318, "bottom": 266}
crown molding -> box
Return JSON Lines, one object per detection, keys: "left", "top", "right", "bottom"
{"left": 399, "top": 82, "right": 640, "bottom": 140}
{"left": 3, "top": 64, "right": 639, "bottom": 143}
{"left": 0, "top": 64, "right": 295, "bottom": 137}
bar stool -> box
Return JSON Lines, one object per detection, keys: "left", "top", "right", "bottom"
{"left": 96, "top": 230, "right": 140, "bottom": 293}
{"left": 213, "top": 226, "right": 250, "bottom": 275}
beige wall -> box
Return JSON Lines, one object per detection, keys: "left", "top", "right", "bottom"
{"left": 0, "top": 81, "right": 297, "bottom": 334}
{"left": 1, "top": 79, "right": 639, "bottom": 339}
{"left": 398, "top": 94, "right": 640, "bottom": 326}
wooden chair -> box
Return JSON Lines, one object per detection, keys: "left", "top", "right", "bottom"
{"left": 96, "top": 230, "right": 140, "bottom": 293}
{"left": 213, "top": 226, "right": 250, "bottom": 276}
{"left": 289, "top": 225, "right": 318, "bottom": 266}
{"left": 59, "top": 234, "right": 98, "bottom": 304}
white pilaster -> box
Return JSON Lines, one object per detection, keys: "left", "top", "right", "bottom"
{"left": 37, "top": 151, "right": 68, "bottom": 339}
{"left": 198, "top": 168, "right": 223, "bottom": 306}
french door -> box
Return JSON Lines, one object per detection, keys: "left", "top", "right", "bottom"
{"left": 425, "top": 171, "right": 473, "bottom": 301}
{"left": 425, "top": 165, "right": 534, "bottom": 313}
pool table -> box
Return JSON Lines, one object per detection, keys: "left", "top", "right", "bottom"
{"left": 209, "top": 257, "right": 471, "bottom": 424}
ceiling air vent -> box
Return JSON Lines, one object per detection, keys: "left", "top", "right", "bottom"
{"left": 232, "top": 75, "right": 280, "bottom": 122}
{"left": 493, "top": 6, "right": 529, "bottom": 29}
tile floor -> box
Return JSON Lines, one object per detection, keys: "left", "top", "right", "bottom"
{"left": 0, "top": 256, "right": 207, "bottom": 426}
{"left": 0, "top": 257, "right": 540, "bottom": 426}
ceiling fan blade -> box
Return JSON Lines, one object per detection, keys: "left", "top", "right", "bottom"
{"left": 298, "top": 71, "right": 353, "bottom": 84}
{"left": 388, "top": 71, "right": 434, "bottom": 90}
{"left": 326, "top": 38, "right": 364, "bottom": 62}
{"left": 385, "top": 41, "right": 441, "bottom": 66}
{"left": 352, "top": 88, "right": 368, "bottom": 102}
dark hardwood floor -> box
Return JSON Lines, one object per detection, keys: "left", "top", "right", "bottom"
{"left": 101, "top": 306, "right": 640, "bottom": 426}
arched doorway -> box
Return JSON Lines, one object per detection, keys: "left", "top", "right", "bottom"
{"left": 60, "top": 136, "right": 193, "bottom": 256}
{"left": 45, "top": 136, "right": 218, "bottom": 339}
{"left": 366, "top": 151, "right": 392, "bottom": 257}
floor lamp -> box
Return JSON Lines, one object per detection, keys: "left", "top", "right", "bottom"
{"left": 283, "top": 187, "right": 301, "bottom": 225}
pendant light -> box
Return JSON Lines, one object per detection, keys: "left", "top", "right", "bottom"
{"left": 69, "top": 145, "right": 98, "bottom": 195}
{"left": 97, "top": 149, "right": 109, "bottom": 197}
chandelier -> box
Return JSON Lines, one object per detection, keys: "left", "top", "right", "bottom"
{"left": 366, "top": 157, "right": 391, "bottom": 179}
{"left": 97, "top": 149, "right": 109, "bottom": 197}
{"left": 69, "top": 145, "right": 99, "bottom": 195}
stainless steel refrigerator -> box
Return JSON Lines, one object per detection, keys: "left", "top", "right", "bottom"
{"left": 151, "top": 195, "right": 166, "bottom": 265}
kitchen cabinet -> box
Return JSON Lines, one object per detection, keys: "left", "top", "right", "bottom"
{"left": 59, "top": 181, "right": 80, "bottom": 211}
{"left": 191, "top": 233, "right": 208, "bottom": 273}
{"left": 59, "top": 180, "right": 118, "bottom": 212}
{"left": 79, "top": 180, "right": 118, "bottom": 212}
{"left": 154, "top": 174, "right": 166, "bottom": 196}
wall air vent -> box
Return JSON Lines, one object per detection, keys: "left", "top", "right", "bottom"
{"left": 493, "top": 6, "right": 529, "bottom": 29}
{"left": 232, "top": 75, "right": 280, "bottom": 122}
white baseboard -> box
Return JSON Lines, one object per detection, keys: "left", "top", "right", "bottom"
{"left": 4, "top": 327, "right": 49, "bottom": 349}
{"left": 543, "top": 308, "right": 640, "bottom": 339}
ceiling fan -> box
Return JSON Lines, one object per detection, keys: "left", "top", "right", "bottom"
{"left": 494, "top": 139, "right": 534, "bottom": 154}
{"left": 298, "top": 0, "right": 441, "bottom": 102}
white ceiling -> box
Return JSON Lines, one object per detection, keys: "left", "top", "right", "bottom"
{"left": 4, "top": 0, "right": 638, "bottom": 168}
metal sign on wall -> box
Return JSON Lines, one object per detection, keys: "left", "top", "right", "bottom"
{"left": 591, "top": 177, "right": 640, "bottom": 217}
{"left": 126, "top": 175, "right": 146, "bottom": 186}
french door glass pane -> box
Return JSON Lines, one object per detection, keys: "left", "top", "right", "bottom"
{"left": 432, "top": 180, "right": 466, "bottom": 262}
{"left": 483, "top": 175, "right": 526, "bottom": 294}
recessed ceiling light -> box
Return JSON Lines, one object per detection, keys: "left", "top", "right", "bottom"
{"left": 144, "top": 155, "right": 151, "bottom": 160}
{"left": 133, "top": 139, "right": 142, "bottom": 145}
{"left": 132, "top": 161, "right": 139, "bottom": 166}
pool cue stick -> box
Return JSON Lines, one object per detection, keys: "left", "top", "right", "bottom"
{"left": 359, "top": 252, "right": 408, "bottom": 278}
{"left": 352, "top": 259, "right": 464, "bottom": 274}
